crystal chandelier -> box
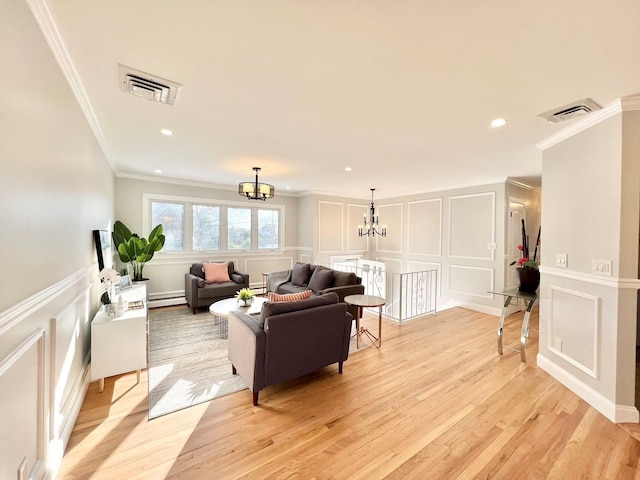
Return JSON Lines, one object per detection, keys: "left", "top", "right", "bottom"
{"left": 238, "top": 167, "right": 274, "bottom": 201}
{"left": 358, "top": 188, "right": 387, "bottom": 237}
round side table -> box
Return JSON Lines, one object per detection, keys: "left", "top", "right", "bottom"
{"left": 344, "top": 294, "right": 386, "bottom": 348}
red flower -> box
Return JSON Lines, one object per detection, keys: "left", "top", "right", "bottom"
{"left": 517, "top": 244, "right": 524, "bottom": 251}
{"left": 517, "top": 257, "right": 529, "bottom": 266}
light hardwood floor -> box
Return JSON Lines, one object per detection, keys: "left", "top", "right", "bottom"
{"left": 58, "top": 306, "right": 640, "bottom": 479}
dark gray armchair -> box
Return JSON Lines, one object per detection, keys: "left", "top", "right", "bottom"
{"left": 185, "top": 262, "right": 249, "bottom": 314}
{"left": 228, "top": 293, "right": 352, "bottom": 405}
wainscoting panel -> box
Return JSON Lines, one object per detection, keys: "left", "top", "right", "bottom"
{"left": 0, "top": 329, "right": 45, "bottom": 480}
{"left": 449, "top": 265, "right": 494, "bottom": 298}
{"left": 408, "top": 198, "right": 442, "bottom": 256}
{"left": 548, "top": 286, "right": 600, "bottom": 378}
{"left": 376, "top": 203, "right": 403, "bottom": 253}
{"left": 449, "top": 192, "right": 495, "bottom": 260}
{"left": 50, "top": 288, "right": 92, "bottom": 449}
{"left": 319, "top": 202, "right": 344, "bottom": 253}
{"left": 347, "top": 203, "right": 368, "bottom": 252}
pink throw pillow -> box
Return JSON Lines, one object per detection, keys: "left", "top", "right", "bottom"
{"left": 203, "top": 262, "right": 231, "bottom": 284}
{"left": 268, "top": 290, "right": 312, "bottom": 303}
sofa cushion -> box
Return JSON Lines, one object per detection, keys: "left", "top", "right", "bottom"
{"left": 333, "top": 271, "right": 357, "bottom": 287}
{"left": 259, "top": 292, "right": 339, "bottom": 327}
{"left": 291, "top": 262, "right": 311, "bottom": 286}
{"left": 308, "top": 266, "right": 334, "bottom": 292}
{"left": 268, "top": 290, "right": 312, "bottom": 303}
{"left": 204, "top": 262, "right": 231, "bottom": 284}
{"left": 190, "top": 263, "right": 205, "bottom": 279}
{"left": 230, "top": 273, "right": 244, "bottom": 284}
{"left": 197, "top": 281, "right": 239, "bottom": 299}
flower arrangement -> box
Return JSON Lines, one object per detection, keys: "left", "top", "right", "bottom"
{"left": 236, "top": 288, "right": 256, "bottom": 301}
{"left": 511, "top": 221, "right": 540, "bottom": 270}
{"left": 99, "top": 267, "right": 121, "bottom": 305}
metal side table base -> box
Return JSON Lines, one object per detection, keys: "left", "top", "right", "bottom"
{"left": 492, "top": 287, "right": 537, "bottom": 363}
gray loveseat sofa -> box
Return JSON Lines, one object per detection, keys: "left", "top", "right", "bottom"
{"left": 266, "top": 262, "right": 364, "bottom": 318}
{"left": 185, "top": 262, "right": 249, "bottom": 314}
{"left": 228, "top": 292, "right": 352, "bottom": 405}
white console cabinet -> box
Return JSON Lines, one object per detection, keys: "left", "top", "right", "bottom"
{"left": 91, "top": 284, "right": 147, "bottom": 392}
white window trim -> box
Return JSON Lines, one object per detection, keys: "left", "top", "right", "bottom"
{"left": 142, "top": 193, "right": 286, "bottom": 255}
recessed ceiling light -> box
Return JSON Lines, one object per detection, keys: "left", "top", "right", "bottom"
{"left": 155, "top": 169, "right": 162, "bottom": 174}
{"left": 160, "top": 129, "right": 173, "bottom": 136}
{"left": 491, "top": 118, "right": 507, "bottom": 128}
{"left": 345, "top": 167, "right": 352, "bottom": 172}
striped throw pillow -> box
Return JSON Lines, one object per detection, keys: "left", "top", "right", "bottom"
{"left": 268, "top": 290, "right": 312, "bottom": 303}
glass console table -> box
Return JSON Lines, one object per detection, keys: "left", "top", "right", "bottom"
{"left": 488, "top": 287, "right": 538, "bottom": 362}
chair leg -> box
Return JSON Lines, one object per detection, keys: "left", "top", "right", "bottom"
{"left": 192, "top": 306, "right": 196, "bottom": 314}
{"left": 232, "top": 365, "right": 237, "bottom": 375}
{"left": 253, "top": 391, "right": 259, "bottom": 406}
{"left": 338, "top": 361, "right": 343, "bottom": 374}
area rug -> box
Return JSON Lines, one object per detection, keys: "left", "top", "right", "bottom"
{"left": 148, "top": 306, "right": 371, "bottom": 419}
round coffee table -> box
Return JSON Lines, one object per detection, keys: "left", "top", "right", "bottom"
{"left": 344, "top": 294, "right": 386, "bottom": 348}
{"left": 209, "top": 297, "right": 267, "bottom": 338}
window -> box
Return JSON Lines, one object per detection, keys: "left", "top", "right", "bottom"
{"left": 144, "top": 194, "right": 283, "bottom": 254}
{"left": 193, "top": 205, "right": 220, "bottom": 250}
{"left": 258, "top": 209, "right": 279, "bottom": 249}
{"left": 228, "top": 207, "right": 251, "bottom": 250}
{"left": 151, "top": 201, "right": 184, "bottom": 251}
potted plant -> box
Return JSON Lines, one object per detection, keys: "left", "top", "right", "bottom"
{"left": 112, "top": 220, "right": 165, "bottom": 281}
{"left": 236, "top": 288, "right": 256, "bottom": 307}
{"left": 511, "top": 221, "right": 540, "bottom": 293}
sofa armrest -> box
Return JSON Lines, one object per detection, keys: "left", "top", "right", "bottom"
{"left": 319, "top": 284, "right": 365, "bottom": 303}
{"left": 266, "top": 269, "right": 292, "bottom": 293}
{"left": 185, "top": 273, "right": 202, "bottom": 308}
{"left": 228, "top": 311, "right": 266, "bottom": 392}
{"left": 231, "top": 271, "right": 250, "bottom": 288}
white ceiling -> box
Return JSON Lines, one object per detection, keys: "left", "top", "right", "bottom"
{"left": 42, "top": 0, "right": 640, "bottom": 199}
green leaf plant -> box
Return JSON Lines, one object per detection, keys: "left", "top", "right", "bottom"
{"left": 112, "top": 220, "right": 165, "bottom": 281}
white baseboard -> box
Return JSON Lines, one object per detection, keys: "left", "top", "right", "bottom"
{"left": 449, "top": 300, "right": 502, "bottom": 317}
{"left": 149, "top": 297, "right": 187, "bottom": 309}
{"left": 537, "top": 353, "right": 639, "bottom": 424}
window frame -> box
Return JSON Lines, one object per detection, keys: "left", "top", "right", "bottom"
{"left": 142, "top": 193, "right": 285, "bottom": 255}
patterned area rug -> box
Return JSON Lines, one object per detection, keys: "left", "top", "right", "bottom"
{"left": 148, "top": 306, "right": 246, "bottom": 419}
{"left": 148, "top": 305, "right": 371, "bottom": 419}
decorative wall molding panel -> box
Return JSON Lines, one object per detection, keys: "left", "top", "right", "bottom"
{"left": 347, "top": 203, "right": 368, "bottom": 252}
{"left": 448, "top": 192, "right": 495, "bottom": 260}
{"left": 408, "top": 198, "right": 442, "bottom": 256}
{"left": 547, "top": 285, "right": 600, "bottom": 378}
{"left": 449, "top": 264, "right": 494, "bottom": 298}
{"left": 0, "top": 328, "right": 46, "bottom": 480}
{"left": 376, "top": 203, "right": 403, "bottom": 254}
{"left": 318, "top": 201, "right": 344, "bottom": 253}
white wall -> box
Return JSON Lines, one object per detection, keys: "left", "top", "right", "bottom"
{"left": 0, "top": 0, "right": 114, "bottom": 478}
{"left": 538, "top": 100, "right": 640, "bottom": 423}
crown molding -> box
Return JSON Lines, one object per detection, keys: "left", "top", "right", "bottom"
{"left": 25, "top": 0, "right": 117, "bottom": 174}
{"left": 537, "top": 95, "right": 640, "bottom": 151}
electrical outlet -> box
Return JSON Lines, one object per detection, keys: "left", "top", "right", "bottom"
{"left": 556, "top": 253, "right": 567, "bottom": 268}
{"left": 554, "top": 337, "right": 562, "bottom": 352}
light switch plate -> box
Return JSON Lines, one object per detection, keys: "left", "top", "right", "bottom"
{"left": 556, "top": 253, "right": 567, "bottom": 268}
{"left": 592, "top": 259, "right": 612, "bottom": 276}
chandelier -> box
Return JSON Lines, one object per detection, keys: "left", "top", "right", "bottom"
{"left": 238, "top": 167, "right": 274, "bottom": 201}
{"left": 358, "top": 188, "right": 387, "bottom": 237}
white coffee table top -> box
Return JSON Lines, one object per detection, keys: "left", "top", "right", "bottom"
{"left": 209, "top": 296, "right": 267, "bottom": 317}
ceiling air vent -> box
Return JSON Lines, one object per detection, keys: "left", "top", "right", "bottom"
{"left": 118, "top": 64, "right": 182, "bottom": 106}
{"left": 538, "top": 98, "right": 601, "bottom": 124}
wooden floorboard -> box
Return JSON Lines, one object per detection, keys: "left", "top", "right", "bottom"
{"left": 57, "top": 306, "right": 640, "bottom": 479}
